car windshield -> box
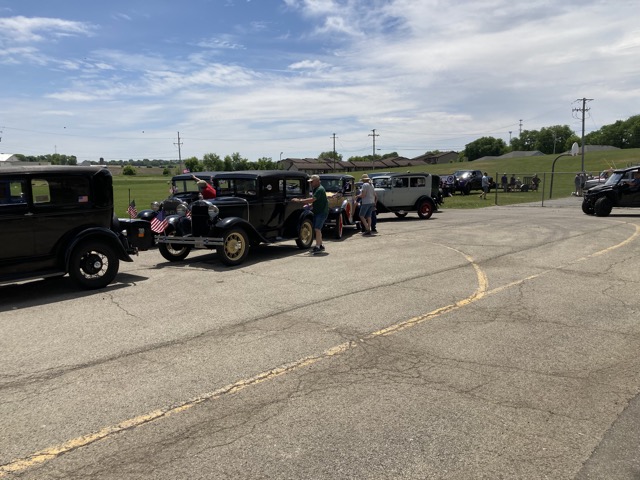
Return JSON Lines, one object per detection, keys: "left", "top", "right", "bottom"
{"left": 606, "top": 173, "right": 623, "bottom": 186}
{"left": 454, "top": 171, "right": 471, "bottom": 178}
{"left": 320, "top": 179, "right": 342, "bottom": 193}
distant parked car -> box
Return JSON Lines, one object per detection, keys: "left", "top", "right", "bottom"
{"left": 155, "top": 170, "right": 314, "bottom": 266}
{"left": 453, "top": 170, "right": 495, "bottom": 195}
{"left": 371, "top": 172, "right": 439, "bottom": 219}
{"left": 583, "top": 170, "right": 613, "bottom": 191}
{"left": 582, "top": 166, "right": 640, "bottom": 216}
{"left": 318, "top": 174, "right": 359, "bottom": 239}
{"left": 0, "top": 165, "right": 152, "bottom": 289}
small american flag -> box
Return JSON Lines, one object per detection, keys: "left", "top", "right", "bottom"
{"left": 127, "top": 200, "right": 137, "bottom": 218}
{"left": 150, "top": 211, "right": 169, "bottom": 233}
{"left": 186, "top": 209, "right": 192, "bottom": 218}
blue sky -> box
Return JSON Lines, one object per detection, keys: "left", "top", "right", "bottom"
{"left": 1, "top": 0, "right": 638, "bottom": 162}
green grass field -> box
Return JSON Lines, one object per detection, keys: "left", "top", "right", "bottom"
{"left": 113, "top": 149, "right": 640, "bottom": 215}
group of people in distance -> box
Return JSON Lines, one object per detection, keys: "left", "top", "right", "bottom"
{"left": 499, "top": 173, "right": 540, "bottom": 194}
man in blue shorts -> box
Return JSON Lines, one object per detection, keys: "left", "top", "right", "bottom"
{"left": 293, "top": 174, "right": 329, "bottom": 254}
{"left": 356, "top": 174, "right": 376, "bottom": 235}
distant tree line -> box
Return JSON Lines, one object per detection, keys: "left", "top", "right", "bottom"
{"left": 15, "top": 153, "right": 78, "bottom": 165}
{"left": 463, "top": 115, "right": 640, "bottom": 161}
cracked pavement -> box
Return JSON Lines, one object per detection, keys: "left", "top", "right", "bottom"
{"left": 1, "top": 198, "right": 639, "bottom": 479}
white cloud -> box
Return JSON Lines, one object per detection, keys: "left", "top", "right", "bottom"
{"left": 0, "top": 15, "right": 95, "bottom": 43}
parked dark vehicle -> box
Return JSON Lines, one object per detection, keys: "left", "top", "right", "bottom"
{"left": 453, "top": 170, "right": 495, "bottom": 195}
{"left": 155, "top": 171, "right": 315, "bottom": 266}
{"left": 318, "top": 174, "right": 359, "bottom": 239}
{"left": 371, "top": 172, "right": 439, "bottom": 219}
{"left": 0, "top": 165, "right": 152, "bottom": 289}
{"left": 582, "top": 166, "right": 640, "bottom": 216}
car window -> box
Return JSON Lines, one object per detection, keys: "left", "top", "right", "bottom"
{"left": 410, "top": 177, "right": 426, "bottom": 187}
{"left": 286, "top": 179, "right": 303, "bottom": 198}
{"left": 0, "top": 179, "right": 27, "bottom": 205}
{"left": 394, "top": 177, "right": 408, "bottom": 188}
{"left": 31, "top": 176, "right": 91, "bottom": 206}
{"left": 261, "top": 178, "right": 282, "bottom": 198}
{"left": 320, "top": 179, "right": 341, "bottom": 193}
{"left": 343, "top": 180, "right": 353, "bottom": 194}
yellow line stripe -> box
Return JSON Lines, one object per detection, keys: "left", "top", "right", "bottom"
{"left": 1, "top": 224, "right": 637, "bottom": 477}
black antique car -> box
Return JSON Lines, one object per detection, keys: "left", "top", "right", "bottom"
{"left": 155, "top": 170, "right": 315, "bottom": 266}
{"left": 0, "top": 165, "right": 152, "bottom": 289}
{"left": 582, "top": 166, "right": 640, "bottom": 216}
{"left": 318, "top": 174, "right": 359, "bottom": 238}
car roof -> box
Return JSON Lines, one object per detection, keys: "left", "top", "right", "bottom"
{"left": 172, "top": 171, "right": 221, "bottom": 181}
{"left": 0, "top": 165, "right": 108, "bottom": 176}
{"left": 374, "top": 172, "right": 430, "bottom": 178}
{"left": 318, "top": 174, "right": 355, "bottom": 180}
{"left": 613, "top": 166, "right": 640, "bottom": 173}
{"left": 215, "top": 170, "right": 309, "bottom": 180}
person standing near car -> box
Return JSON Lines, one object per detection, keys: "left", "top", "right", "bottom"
{"left": 479, "top": 172, "right": 489, "bottom": 199}
{"left": 356, "top": 174, "right": 376, "bottom": 235}
{"left": 293, "top": 175, "right": 328, "bottom": 254}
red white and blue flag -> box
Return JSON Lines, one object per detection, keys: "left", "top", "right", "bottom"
{"left": 150, "top": 211, "right": 169, "bottom": 233}
{"left": 127, "top": 200, "right": 137, "bottom": 218}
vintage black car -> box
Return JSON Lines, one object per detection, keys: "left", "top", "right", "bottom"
{"left": 155, "top": 170, "right": 315, "bottom": 266}
{"left": 318, "top": 174, "right": 359, "bottom": 239}
{"left": 582, "top": 166, "right": 640, "bottom": 216}
{"left": 0, "top": 165, "right": 152, "bottom": 289}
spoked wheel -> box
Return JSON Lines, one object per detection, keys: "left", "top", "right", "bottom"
{"left": 335, "top": 214, "right": 344, "bottom": 239}
{"left": 394, "top": 211, "right": 408, "bottom": 218}
{"left": 159, "top": 237, "right": 192, "bottom": 261}
{"left": 69, "top": 241, "right": 119, "bottom": 289}
{"left": 296, "top": 218, "right": 314, "bottom": 249}
{"left": 417, "top": 200, "right": 434, "bottom": 219}
{"left": 216, "top": 228, "right": 249, "bottom": 266}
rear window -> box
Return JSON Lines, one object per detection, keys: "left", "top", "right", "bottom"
{"left": 31, "top": 176, "right": 91, "bottom": 207}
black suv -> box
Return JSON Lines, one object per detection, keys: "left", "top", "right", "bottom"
{"left": 582, "top": 166, "right": 640, "bottom": 216}
{"left": 155, "top": 170, "right": 314, "bottom": 266}
{"left": 0, "top": 165, "right": 152, "bottom": 289}
{"left": 453, "top": 170, "right": 495, "bottom": 195}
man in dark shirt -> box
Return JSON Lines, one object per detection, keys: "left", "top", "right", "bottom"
{"left": 293, "top": 175, "right": 328, "bottom": 254}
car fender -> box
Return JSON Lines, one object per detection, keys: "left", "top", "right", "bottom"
{"left": 214, "top": 217, "right": 263, "bottom": 243}
{"left": 414, "top": 195, "right": 435, "bottom": 210}
{"left": 64, "top": 227, "right": 133, "bottom": 268}
{"left": 137, "top": 209, "right": 157, "bottom": 221}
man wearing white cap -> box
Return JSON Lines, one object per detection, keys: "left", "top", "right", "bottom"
{"left": 293, "top": 174, "right": 328, "bottom": 254}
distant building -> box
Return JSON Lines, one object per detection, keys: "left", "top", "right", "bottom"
{"left": 0, "top": 153, "right": 50, "bottom": 167}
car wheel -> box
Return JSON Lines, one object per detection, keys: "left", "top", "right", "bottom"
{"left": 158, "top": 238, "right": 192, "bottom": 261}
{"left": 216, "top": 228, "right": 249, "bottom": 266}
{"left": 581, "top": 199, "right": 595, "bottom": 215}
{"left": 69, "top": 240, "right": 119, "bottom": 289}
{"left": 417, "top": 200, "right": 434, "bottom": 219}
{"left": 594, "top": 197, "right": 613, "bottom": 217}
{"left": 334, "top": 214, "right": 344, "bottom": 239}
{"left": 296, "top": 218, "right": 314, "bottom": 249}
{"left": 394, "top": 211, "right": 408, "bottom": 218}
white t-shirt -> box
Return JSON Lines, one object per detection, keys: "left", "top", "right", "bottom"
{"left": 361, "top": 182, "right": 376, "bottom": 205}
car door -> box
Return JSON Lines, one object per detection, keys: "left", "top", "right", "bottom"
{"left": 391, "top": 176, "right": 412, "bottom": 207}
{"left": 0, "top": 177, "right": 34, "bottom": 262}
{"left": 619, "top": 169, "right": 640, "bottom": 207}
{"left": 255, "top": 176, "right": 285, "bottom": 238}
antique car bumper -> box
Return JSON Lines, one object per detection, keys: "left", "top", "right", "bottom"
{"left": 155, "top": 235, "right": 224, "bottom": 248}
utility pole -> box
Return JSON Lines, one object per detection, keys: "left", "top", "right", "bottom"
{"left": 519, "top": 119, "right": 523, "bottom": 137}
{"left": 369, "top": 129, "right": 379, "bottom": 169}
{"left": 509, "top": 131, "right": 512, "bottom": 143}
{"left": 331, "top": 133, "right": 337, "bottom": 171}
{"left": 174, "top": 131, "right": 183, "bottom": 170}
{"left": 572, "top": 98, "right": 593, "bottom": 173}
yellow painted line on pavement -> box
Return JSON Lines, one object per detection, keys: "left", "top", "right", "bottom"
{"left": 1, "top": 226, "right": 637, "bottom": 477}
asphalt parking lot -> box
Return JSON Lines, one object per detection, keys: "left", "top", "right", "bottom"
{"left": 1, "top": 197, "right": 640, "bottom": 479}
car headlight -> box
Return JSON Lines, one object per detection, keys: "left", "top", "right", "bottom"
{"left": 208, "top": 204, "right": 219, "bottom": 220}
{"left": 176, "top": 202, "right": 189, "bottom": 217}
{"left": 151, "top": 201, "right": 160, "bottom": 212}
